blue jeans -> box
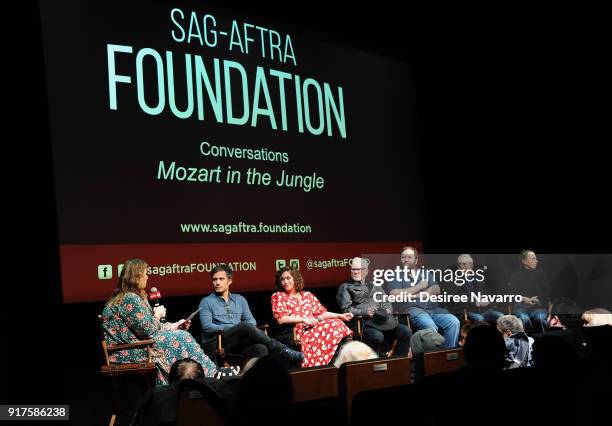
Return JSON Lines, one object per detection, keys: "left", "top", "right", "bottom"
{"left": 467, "top": 309, "right": 504, "bottom": 326}
{"left": 514, "top": 308, "right": 547, "bottom": 334}
{"left": 408, "top": 307, "right": 460, "bottom": 348}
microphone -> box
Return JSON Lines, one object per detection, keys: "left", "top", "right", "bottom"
{"left": 148, "top": 286, "right": 165, "bottom": 322}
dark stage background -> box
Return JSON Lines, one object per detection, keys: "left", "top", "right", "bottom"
{"left": 3, "top": 1, "right": 610, "bottom": 424}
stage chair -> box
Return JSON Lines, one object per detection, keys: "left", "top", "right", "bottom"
{"left": 338, "top": 356, "right": 411, "bottom": 414}
{"left": 386, "top": 339, "right": 399, "bottom": 357}
{"left": 382, "top": 313, "right": 414, "bottom": 357}
{"left": 394, "top": 313, "right": 414, "bottom": 329}
{"left": 98, "top": 315, "right": 156, "bottom": 426}
{"left": 344, "top": 315, "right": 365, "bottom": 341}
{"left": 289, "top": 365, "right": 339, "bottom": 402}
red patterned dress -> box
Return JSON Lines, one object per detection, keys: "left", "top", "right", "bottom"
{"left": 271, "top": 291, "right": 352, "bottom": 367}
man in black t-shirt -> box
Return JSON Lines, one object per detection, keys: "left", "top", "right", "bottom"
{"left": 508, "top": 250, "right": 549, "bottom": 333}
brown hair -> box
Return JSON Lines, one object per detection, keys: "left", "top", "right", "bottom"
{"left": 459, "top": 321, "right": 488, "bottom": 346}
{"left": 108, "top": 258, "right": 148, "bottom": 305}
{"left": 400, "top": 246, "right": 419, "bottom": 256}
{"left": 274, "top": 266, "right": 305, "bottom": 293}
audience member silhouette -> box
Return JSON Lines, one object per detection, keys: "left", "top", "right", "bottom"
{"left": 532, "top": 334, "right": 578, "bottom": 370}
{"left": 458, "top": 320, "right": 488, "bottom": 347}
{"left": 582, "top": 307, "right": 612, "bottom": 327}
{"left": 131, "top": 358, "right": 236, "bottom": 426}
{"left": 462, "top": 324, "right": 506, "bottom": 369}
{"left": 410, "top": 328, "right": 445, "bottom": 355}
{"left": 497, "top": 314, "right": 534, "bottom": 368}
{"left": 228, "top": 355, "right": 293, "bottom": 426}
{"left": 547, "top": 297, "right": 584, "bottom": 329}
{"left": 168, "top": 358, "right": 204, "bottom": 383}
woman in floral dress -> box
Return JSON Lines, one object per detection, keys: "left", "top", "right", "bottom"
{"left": 271, "top": 267, "right": 353, "bottom": 367}
{"left": 101, "top": 258, "right": 217, "bottom": 385}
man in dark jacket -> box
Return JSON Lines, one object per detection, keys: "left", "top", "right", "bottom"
{"left": 336, "top": 257, "right": 411, "bottom": 356}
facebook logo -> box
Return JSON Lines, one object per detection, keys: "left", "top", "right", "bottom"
{"left": 98, "top": 264, "right": 113, "bottom": 280}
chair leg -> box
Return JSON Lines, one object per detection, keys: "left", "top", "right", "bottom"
{"left": 111, "top": 378, "right": 121, "bottom": 425}
{"left": 387, "top": 339, "right": 398, "bottom": 357}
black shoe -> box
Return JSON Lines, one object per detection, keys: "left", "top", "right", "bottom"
{"left": 280, "top": 346, "right": 304, "bottom": 364}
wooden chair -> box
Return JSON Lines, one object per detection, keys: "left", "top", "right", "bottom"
{"left": 338, "top": 356, "right": 411, "bottom": 414}
{"left": 344, "top": 315, "right": 365, "bottom": 341}
{"left": 98, "top": 315, "right": 156, "bottom": 426}
{"left": 289, "top": 365, "right": 338, "bottom": 402}
{"left": 383, "top": 313, "right": 414, "bottom": 357}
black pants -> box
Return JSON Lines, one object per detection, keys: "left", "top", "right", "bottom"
{"left": 219, "top": 323, "right": 285, "bottom": 358}
{"left": 362, "top": 323, "right": 412, "bottom": 356}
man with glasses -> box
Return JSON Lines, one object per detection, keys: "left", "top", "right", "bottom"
{"left": 199, "top": 264, "right": 303, "bottom": 364}
{"left": 337, "top": 257, "right": 411, "bottom": 356}
{"left": 446, "top": 254, "right": 504, "bottom": 326}
{"left": 384, "top": 246, "right": 460, "bottom": 348}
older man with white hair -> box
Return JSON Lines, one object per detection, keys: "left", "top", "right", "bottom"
{"left": 452, "top": 254, "right": 504, "bottom": 326}
{"left": 497, "top": 314, "right": 534, "bottom": 368}
{"left": 337, "top": 256, "right": 412, "bottom": 356}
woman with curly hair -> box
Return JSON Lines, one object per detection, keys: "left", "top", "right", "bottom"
{"left": 271, "top": 266, "right": 353, "bottom": 367}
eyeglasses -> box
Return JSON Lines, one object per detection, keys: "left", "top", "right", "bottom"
{"left": 351, "top": 268, "right": 367, "bottom": 271}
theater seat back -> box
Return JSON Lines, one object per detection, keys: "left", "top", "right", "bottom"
{"left": 339, "top": 356, "right": 411, "bottom": 414}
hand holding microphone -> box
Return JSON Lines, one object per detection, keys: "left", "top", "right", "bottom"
{"left": 149, "top": 287, "right": 166, "bottom": 322}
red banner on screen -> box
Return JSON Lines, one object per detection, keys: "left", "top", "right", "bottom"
{"left": 60, "top": 241, "right": 421, "bottom": 303}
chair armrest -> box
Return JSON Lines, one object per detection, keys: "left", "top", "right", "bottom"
{"left": 107, "top": 339, "right": 155, "bottom": 351}
{"left": 103, "top": 339, "right": 156, "bottom": 366}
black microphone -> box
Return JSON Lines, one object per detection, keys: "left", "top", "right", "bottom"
{"left": 148, "top": 287, "right": 165, "bottom": 322}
